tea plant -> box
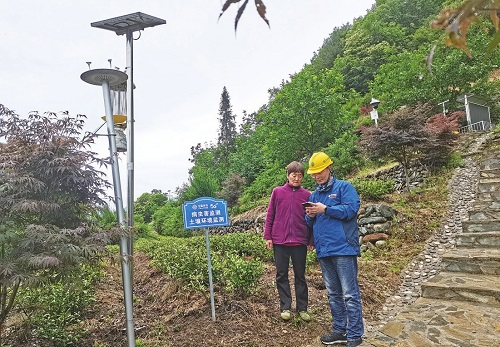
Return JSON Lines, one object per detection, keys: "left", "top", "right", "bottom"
{"left": 137, "top": 233, "right": 267, "bottom": 294}
{"left": 17, "top": 265, "right": 103, "bottom": 346}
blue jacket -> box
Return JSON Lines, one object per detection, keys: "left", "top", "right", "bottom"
{"left": 264, "top": 182, "right": 313, "bottom": 246}
{"left": 305, "top": 176, "right": 360, "bottom": 258}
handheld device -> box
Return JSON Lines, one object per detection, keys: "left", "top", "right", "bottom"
{"left": 302, "top": 202, "right": 313, "bottom": 208}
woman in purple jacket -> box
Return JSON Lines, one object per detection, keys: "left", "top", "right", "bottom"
{"left": 264, "top": 161, "right": 314, "bottom": 322}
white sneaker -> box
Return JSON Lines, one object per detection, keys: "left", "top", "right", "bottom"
{"left": 280, "top": 310, "right": 291, "bottom": 320}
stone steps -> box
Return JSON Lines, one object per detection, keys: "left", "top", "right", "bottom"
{"left": 468, "top": 200, "right": 500, "bottom": 213}
{"left": 476, "top": 190, "right": 500, "bottom": 201}
{"left": 421, "top": 271, "right": 500, "bottom": 306}
{"left": 441, "top": 247, "right": 500, "bottom": 275}
{"left": 365, "top": 132, "right": 500, "bottom": 347}
{"left": 364, "top": 298, "right": 500, "bottom": 347}
{"left": 478, "top": 177, "right": 500, "bottom": 192}
{"left": 480, "top": 158, "right": 500, "bottom": 170}
{"left": 461, "top": 219, "right": 499, "bottom": 233}
{"left": 468, "top": 208, "right": 500, "bottom": 219}
{"left": 456, "top": 231, "right": 500, "bottom": 248}
{"left": 479, "top": 168, "right": 500, "bottom": 178}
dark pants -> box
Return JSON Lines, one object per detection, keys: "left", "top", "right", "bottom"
{"left": 274, "top": 244, "right": 308, "bottom": 312}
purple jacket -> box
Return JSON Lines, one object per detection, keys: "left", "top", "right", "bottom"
{"left": 264, "top": 182, "right": 313, "bottom": 246}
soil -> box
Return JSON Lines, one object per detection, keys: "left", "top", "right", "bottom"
{"left": 74, "top": 249, "right": 400, "bottom": 347}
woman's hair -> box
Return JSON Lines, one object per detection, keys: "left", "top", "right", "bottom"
{"left": 286, "top": 161, "right": 305, "bottom": 176}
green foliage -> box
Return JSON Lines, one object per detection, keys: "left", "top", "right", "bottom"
{"left": 376, "top": 0, "right": 446, "bottom": 30}
{"left": 140, "top": 237, "right": 207, "bottom": 290}
{"left": 310, "top": 23, "right": 352, "bottom": 72}
{"left": 132, "top": 214, "right": 154, "bottom": 237}
{"left": 183, "top": 148, "right": 224, "bottom": 201}
{"left": 229, "top": 129, "right": 268, "bottom": 185}
{"left": 359, "top": 103, "right": 456, "bottom": 191}
{"left": 217, "top": 173, "right": 246, "bottom": 208}
{"left": 323, "top": 132, "right": 364, "bottom": 179}
{"left": 212, "top": 252, "right": 265, "bottom": 295}
{"left": 134, "top": 191, "right": 169, "bottom": 223}
{"left": 17, "top": 265, "right": 103, "bottom": 346}
{"left": 351, "top": 177, "right": 395, "bottom": 200}
{"left": 369, "top": 49, "right": 433, "bottom": 111}
{"left": 238, "top": 163, "right": 287, "bottom": 210}
{"left": 209, "top": 232, "right": 272, "bottom": 261}
{"left": 338, "top": 12, "right": 405, "bottom": 93}
{"left": 306, "top": 249, "right": 318, "bottom": 267}
{"left": 217, "top": 86, "right": 237, "bottom": 158}
{"left": 152, "top": 203, "right": 189, "bottom": 237}
{"left": 136, "top": 233, "right": 267, "bottom": 294}
{"left": 338, "top": 0, "right": 445, "bottom": 93}
{"left": 92, "top": 206, "right": 118, "bottom": 230}
{"left": 186, "top": 166, "right": 221, "bottom": 201}
{"left": 0, "top": 106, "right": 116, "bottom": 329}
{"left": 257, "top": 66, "right": 355, "bottom": 167}
{"left": 371, "top": 21, "right": 500, "bottom": 115}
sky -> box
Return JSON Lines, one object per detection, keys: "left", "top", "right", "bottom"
{"left": 1, "top": 0, "right": 374, "bottom": 201}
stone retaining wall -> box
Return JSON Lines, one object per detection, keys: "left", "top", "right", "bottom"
{"left": 365, "top": 161, "right": 429, "bottom": 193}
{"left": 211, "top": 202, "right": 398, "bottom": 253}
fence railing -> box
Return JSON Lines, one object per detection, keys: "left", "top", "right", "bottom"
{"left": 459, "top": 121, "right": 493, "bottom": 133}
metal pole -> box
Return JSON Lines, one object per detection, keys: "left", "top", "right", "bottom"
{"left": 204, "top": 228, "right": 216, "bottom": 321}
{"left": 464, "top": 94, "right": 471, "bottom": 126}
{"left": 102, "top": 80, "right": 136, "bottom": 347}
{"left": 126, "top": 30, "right": 135, "bottom": 277}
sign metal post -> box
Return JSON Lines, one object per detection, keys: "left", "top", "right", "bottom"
{"left": 182, "top": 197, "right": 230, "bottom": 321}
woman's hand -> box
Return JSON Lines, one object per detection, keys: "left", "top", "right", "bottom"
{"left": 265, "top": 239, "right": 273, "bottom": 250}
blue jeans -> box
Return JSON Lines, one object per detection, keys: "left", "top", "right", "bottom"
{"left": 319, "top": 256, "right": 364, "bottom": 340}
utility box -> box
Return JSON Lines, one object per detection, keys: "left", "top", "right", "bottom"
{"left": 457, "top": 94, "right": 492, "bottom": 131}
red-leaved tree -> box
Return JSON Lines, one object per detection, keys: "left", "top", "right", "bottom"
{"left": 0, "top": 105, "right": 118, "bottom": 340}
{"left": 359, "top": 103, "right": 461, "bottom": 192}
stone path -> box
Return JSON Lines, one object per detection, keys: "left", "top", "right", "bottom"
{"left": 361, "top": 131, "right": 500, "bottom": 347}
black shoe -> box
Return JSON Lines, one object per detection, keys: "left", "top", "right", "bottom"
{"left": 346, "top": 338, "right": 363, "bottom": 347}
{"left": 320, "top": 331, "right": 347, "bottom": 345}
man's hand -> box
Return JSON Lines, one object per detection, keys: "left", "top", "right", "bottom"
{"left": 305, "top": 202, "right": 327, "bottom": 217}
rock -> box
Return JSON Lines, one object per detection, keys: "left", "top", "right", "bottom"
{"left": 362, "top": 233, "right": 389, "bottom": 243}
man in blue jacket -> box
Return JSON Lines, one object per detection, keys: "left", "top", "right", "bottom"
{"left": 304, "top": 152, "right": 364, "bottom": 347}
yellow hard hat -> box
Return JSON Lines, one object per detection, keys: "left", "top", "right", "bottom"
{"left": 307, "top": 152, "right": 333, "bottom": 174}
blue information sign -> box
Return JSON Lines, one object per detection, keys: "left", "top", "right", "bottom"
{"left": 182, "top": 197, "right": 229, "bottom": 230}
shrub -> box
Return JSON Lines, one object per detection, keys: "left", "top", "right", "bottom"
{"left": 209, "top": 232, "right": 272, "bottom": 261}
{"left": 239, "top": 163, "right": 287, "bottom": 209}
{"left": 217, "top": 173, "right": 246, "bottom": 208}
{"left": 446, "top": 152, "right": 464, "bottom": 169}
{"left": 323, "top": 132, "right": 363, "bottom": 179}
{"left": 17, "top": 265, "right": 103, "bottom": 346}
{"left": 141, "top": 237, "right": 207, "bottom": 290}
{"left": 134, "top": 191, "right": 169, "bottom": 223}
{"left": 152, "top": 204, "right": 190, "bottom": 237}
{"left": 306, "top": 249, "right": 318, "bottom": 267}
{"left": 137, "top": 233, "right": 267, "bottom": 293}
{"left": 351, "top": 177, "right": 394, "bottom": 200}
{"left": 212, "top": 253, "right": 265, "bottom": 295}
